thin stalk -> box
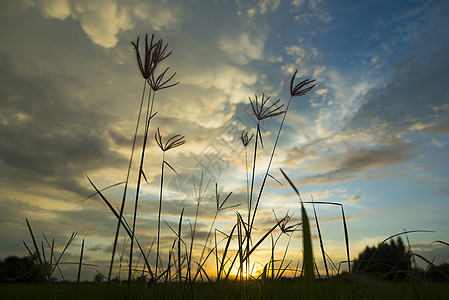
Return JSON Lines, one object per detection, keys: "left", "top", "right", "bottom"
{"left": 182, "top": 201, "right": 199, "bottom": 300}
{"left": 193, "top": 210, "right": 218, "bottom": 282}
{"left": 248, "top": 123, "right": 260, "bottom": 225}
{"left": 244, "top": 147, "right": 250, "bottom": 218}
{"left": 177, "top": 208, "right": 184, "bottom": 290}
{"left": 75, "top": 239, "right": 84, "bottom": 300}
{"left": 243, "top": 144, "right": 251, "bottom": 297}
{"left": 302, "top": 201, "right": 351, "bottom": 273}
{"left": 25, "top": 219, "right": 55, "bottom": 300}
{"left": 156, "top": 151, "right": 166, "bottom": 278}
{"left": 246, "top": 123, "right": 260, "bottom": 286}
{"left": 106, "top": 80, "right": 146, "bottom": 299}
{"left": 128, "top": 88, "right": 156, "bottom": 294}
{"left": 187, "top": 174, "right": 205, "bottom": 281}
{"left": 250, "top": 96, "right": 293, "bottom": 231}
{"left": 152, "top": 152, "right": 165, "bottom": 299}
{"left": 311, "top": 197, "right": 329, "bottom": 279}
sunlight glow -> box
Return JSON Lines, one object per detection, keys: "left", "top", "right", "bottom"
{"left": 230, "top": 262, "right": 263, "bottom": 279}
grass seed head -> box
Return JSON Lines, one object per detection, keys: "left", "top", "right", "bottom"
{"left": 155, "top": 127, "right": 185, "bottom": 152}
{"left": 148, "top": 67, "right": 179, "bottom": 91}
{"left": 132, "top": 34, "right": 172, "bottom": 80}
{"left": 240, "top": 130, "right": 254, "bottom": 147}
{"left": 249, "top": 93, "right": 285, "bottom": 121}
{"left": 290, "top": 69, "right": 317, "bottom": 97}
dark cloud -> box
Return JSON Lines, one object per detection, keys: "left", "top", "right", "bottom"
{"left": 0, "top": 63, "right": 127, "bottom": 196}
{"left": 298, "top": 142, "right": 414, "bottom": 184}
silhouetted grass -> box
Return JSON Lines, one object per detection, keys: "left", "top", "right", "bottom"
{"left": 18, "top": 33, "right": 449, "bottom": 300}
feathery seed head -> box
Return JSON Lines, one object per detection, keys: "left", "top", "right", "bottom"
{"left": 132, "top": 34, "right": 172, "bottom": 80}
{"left": 148, "top": 67, "right": 179, "bottom": 91}
{"left": 290, "top": 69, "right": 317, "bottom": 97}
{"left": 155, "top": 127, "right": 185, "bottom": 152}
{"left": 240, "top": 130, "right": 254, "bottom": 147}
{"left": 249, "top": 93, "right": 285, "bottom": 121}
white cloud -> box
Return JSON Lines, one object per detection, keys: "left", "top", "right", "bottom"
{"left": 290, "top": 0, "right": 306, "bottom": 8}
{"left": 27, "top": 0, "right": 182, "bottom": 48}
{"left": 313, "top": 66, "right": 326, "bottom": 77}
{"left": 290, "top": 0, "right": 331, "bottom": 24}
{"left": 72, "top": 0, "right": 134, "bottom": 48}
{"left": 219, "top": 31, "right": 266, "bottom": 64}
{"left": 314, "top": 68, "right": 378, "bottom": 138}
{"left": 283, "top": 43, "right": 319, "bottom": 75}
{"left": 315, "top": 88, "right": 327, "bottom": 95}
{"left": 255, "top": 0, "right": 281, "bottom": 15}
{"left": 133, "top": 1, "right": 181, "bottom": 31}
{"left": 34, "top": 0, "right": 71, "bottom": 20}
{"left": 182, "top": 63, "right": 258, "bottom": 104}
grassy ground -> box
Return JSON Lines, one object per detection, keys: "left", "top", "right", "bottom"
{"left": 2, "top": 279, "right": 449, "bottom": 300}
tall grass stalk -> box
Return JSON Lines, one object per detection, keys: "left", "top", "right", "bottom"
{"left": 107, "top": 33, "right": 171, "bottom": 298}
{"left": 75, "top": 238, "right": 84, "bottom": 300}
{"left": 106, "top": 80, "right": 146, "bottom": 298}
{"left": 246, "top": 76, "right": 315, "bottom": 288}
{"left": 193, "top": 184, "right": 236, "bottom": 282}
{"left": 24, "top": 219, "right": 79, "bottom": 299}
{"left": 303, "top": 201, "right": 352, "bottom": 273}
{"left": 156, "top": 150, "right": 166, "bottom": 280}
{"left": 154, "top": 128, "right": 185, "bottom": 294}
{"left": 280, "top": 169, "right": 315, "bottom": 298}
{"left": 311, "top": 196, "right": 330, "bottom": 279}
{"left": 128, "top": 88, "right": 157, "bottom": 294}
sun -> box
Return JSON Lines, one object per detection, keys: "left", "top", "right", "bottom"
{"left": 230, "top": 262, "right": 262, "bottom": 279}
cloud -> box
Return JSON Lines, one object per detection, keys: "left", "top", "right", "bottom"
{"left": 0, "top": 57, "right": 129, "bottom": 196}
{"left": 71, "top": 0, "right": 134, "bottom": 48}
{"left": 245, "top": 0, "right": 281, "bottom": 17}
{"left": 219, "top": 31, "right": 266, "bottom": 64}
{"left": 34, "top": 0, "right": 71, "bottom": 20}
{"left": 279, "top": 0, "right": 449, "bottom": 187}
{"left": 349, "top": 189, "right": 363, "bottom": 202}
{"left": 132, "top": 1, "right": 182, "bottom": 31}
{"left": 25, "top": 0, "right": 182, "bottom": 48}
{"left": 284, "top": 44, "right": 319, "bottom": 73}
{"left": 290, "top": 0, "right": 331, "bottom": 24}
{"left": 315, "top": 88, "right": 327, "bottom": 96}
{"left": 295, "top": 142, "right": 414, "bottom": 184}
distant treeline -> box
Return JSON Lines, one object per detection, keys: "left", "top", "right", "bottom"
{"left": 2, "top": 238, "right": 448, "bottom": 283}
{"left": 352, "top": 237, "right": 449, "bottom": 281}
{"left": 0, "top": 256, "right": 40, "bottom": 283}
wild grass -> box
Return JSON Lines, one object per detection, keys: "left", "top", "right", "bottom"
{"left": 19, "top": 33, "right": 449, "bottom": 300}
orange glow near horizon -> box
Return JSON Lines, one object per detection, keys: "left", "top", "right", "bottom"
{"left": 229, "top": 262, "right": 264, "bottom": 279}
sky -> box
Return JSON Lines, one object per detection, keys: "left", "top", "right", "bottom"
{"left": 0, "top": 0, "right": 448, "bottom": 281}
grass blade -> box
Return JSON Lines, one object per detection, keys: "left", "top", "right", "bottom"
{"left": 75, "top": 239, "right": 84, "bottom": 300}
{"left": 302, "top": 203, "right": 314, "bottom": 299}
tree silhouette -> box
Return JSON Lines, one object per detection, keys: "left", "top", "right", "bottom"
{"left": 0, "top": 256, "right": 39, "bottom": 283}
{"left": 352, "top": 237, "right": 409, "bottom": 280}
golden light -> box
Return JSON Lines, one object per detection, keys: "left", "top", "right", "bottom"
{"left": 230, "top": 262, "right": 263, "bottom": 279}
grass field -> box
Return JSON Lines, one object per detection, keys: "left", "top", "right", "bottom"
{"left": 2, "top": 279, "right": 449, "bottom": 300}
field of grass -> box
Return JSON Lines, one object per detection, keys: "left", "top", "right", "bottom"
{"left": 2, "top": 279, "right": 449, "bottom": 300}
{"left": 15, "top": 33, "right": 448, "bottom": 299}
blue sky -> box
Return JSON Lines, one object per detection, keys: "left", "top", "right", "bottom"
{"left": 0, "top": 0, "right": 448, "bottom": 280}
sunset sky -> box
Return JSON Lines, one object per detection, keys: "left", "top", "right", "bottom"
{"left": 1, "top": 0, "right": 448, "bottom": 281}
